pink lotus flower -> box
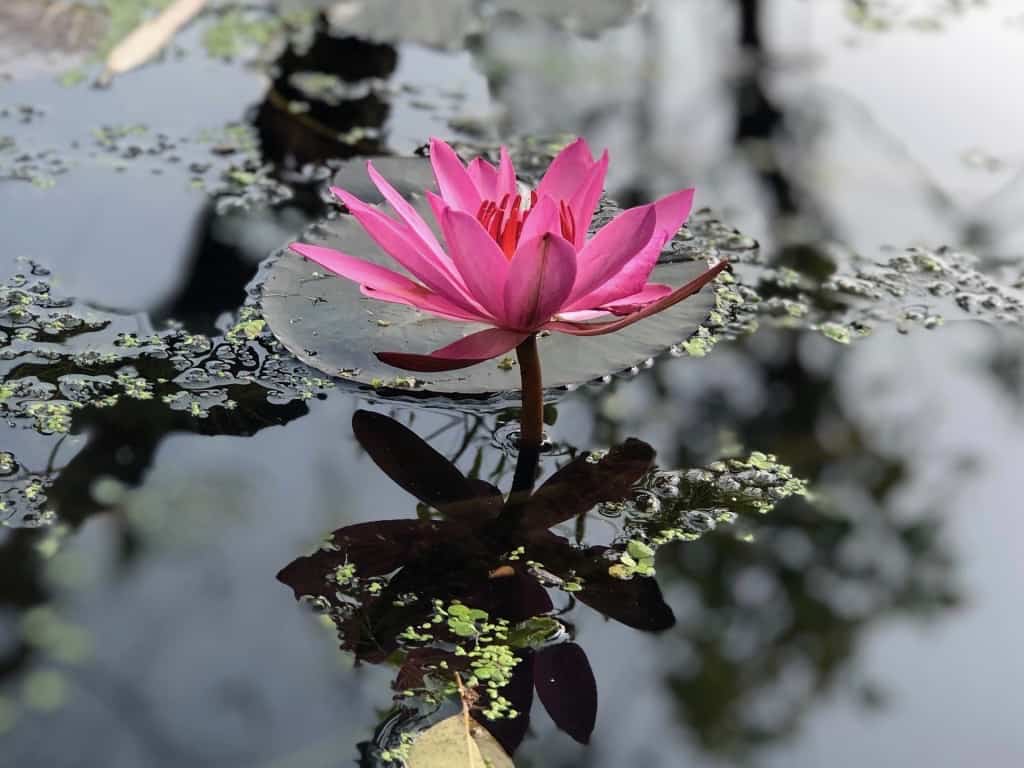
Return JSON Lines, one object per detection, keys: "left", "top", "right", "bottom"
{"left": 290, "top": 138, "right": 727, "bottom": 372}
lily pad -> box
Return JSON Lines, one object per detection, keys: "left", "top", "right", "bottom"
{"left": 258, "top": 157, "right": 724, "bottom": 397}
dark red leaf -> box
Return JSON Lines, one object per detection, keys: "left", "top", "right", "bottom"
{"left": 524, "top": 533, "right": 675, "bottom": 631}
{"left": 533, "top": 643, "right": 597, "bottom": 744}
{"left": 522, "top": 438, "right": 655, "bottom": 530}
{"left": 276, "top": 519, "right": 447, "bottom": 598}
{"left": 352, "top": 410, "right": 502, "bottom": 519}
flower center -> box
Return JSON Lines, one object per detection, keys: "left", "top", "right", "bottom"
{"left": 475, "top": 192, "right": 577, "bottom": 259}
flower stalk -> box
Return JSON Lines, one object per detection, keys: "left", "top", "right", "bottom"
{"left": 515, "top": 333, "right": 544, "bottom": 450}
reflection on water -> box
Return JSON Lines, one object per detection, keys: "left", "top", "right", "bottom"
{"left": 278, "top": 411, "right": 670, "bottom": 757}
{"left": 1, "top": 1, "right": 1023, "bottom": 766}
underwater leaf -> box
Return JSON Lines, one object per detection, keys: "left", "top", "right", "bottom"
{"left": 406, "top": 713, "right": 514, "bottom": 768}
{"left": 525, "top": 531, "right": 675, "bottom": 631}
{"left": 483, "top": 568, "right": 554, "bottom": 623}
{"left": 395, "top": 648, "right": 468, "bottom": 692}
{"left": 471, "top": 722, "right": 516, "bottom": 768}
{"left": 259, "top": 158, "right": 721, "bottom": 396}
{"left": 101, "top": 0, "right": 208, "bottom": 84}
{"left": 533, "top": 642, "right": 597, "bottom": 744}
{"left": 507, "top": 617, "right": 562, "bottom": 650}
{"left": 571, "top": 558, "right": 676, "bottom": 631}
{"left": 352, "top": 409, "right": 502, "bottom": 513}
{"left": 276, "top": 519, "right": 447, "bottom": 598}
{"left": 523, "top": 438, "right": 655, "bottom": 529}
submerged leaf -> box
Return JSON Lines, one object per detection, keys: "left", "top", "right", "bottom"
{"left": 523, "top": 438, "right": 655, "bottom": 529}
{"left": 533, "top": 643, "right": 597, "bottom": 744}
{"left": 406, "top": 713, "right": 514, "bottom": 768}
{"left": 352, "top": 409, "right": 502, "bottom": 512}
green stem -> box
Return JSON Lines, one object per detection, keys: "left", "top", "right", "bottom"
{"left": 515, "top": 333, "right": 544, "bottom": 450}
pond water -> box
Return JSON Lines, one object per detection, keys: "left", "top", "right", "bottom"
{"left": 2, "top": 1, "right": 1023, "bottom": 766}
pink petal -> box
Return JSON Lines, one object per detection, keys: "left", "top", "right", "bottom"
{"left": 567, "top": 150, "right": 608, "bottom": 249}
{"left": 426, "top": 190, "right": 448, "bottom": 229}
{"left": 429, "top": 138, "right": 481, "bottom": 214}
{"left": 546, "top": 260, "right": 729, "bottom": 336}
{"left": 360, "top": 286, "right": 485, "bottom": 323}
{"left": 466, "top": 157, "right": 498, "bottom": 200}
{"left": 567, "top": 204, "right": 656, "bottom": 304}
{"left": 333, "top": 188, "right": 479, "bottom": 312}
{"left": 555, "top": 309, "right": 610, "bottom": 322}
{"left": 503, "top": 233, "right": 578, "bottom": 330}
{"left": 518, "top": 194, "right": 560, "bottom": 243}
{"left": 440, "top": 209, "right": 510, "bottom": 321}
{"left": 601, "top": 283, "right": 673, "bottom": 315}
{"left": 290, "top": 242, "right": 426, "bottom": 296}
{"left": 537, "top": 138, "right": 596, "bottom": 203}
{"left": 650, "top": 187, "right": 695, "bottom": 234}
{"left": 496, "top": 146, "right": 517, "bottom": 201}
{"left": 361, "top": 166, "right": 448, "bottom": 266}
{"left": 567, "top": 188, "right": 694, "bottom": 310}
{"left": 376, "top": 328, "right": 529, "bottom": 372}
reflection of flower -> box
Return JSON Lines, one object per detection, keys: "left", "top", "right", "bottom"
{"left": 290, "top": 138, "right": 727, "bottom": 371}
{"left": 277, "top": 410, "right": 675, "bottom": 755}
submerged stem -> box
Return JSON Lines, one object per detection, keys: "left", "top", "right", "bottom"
{"left": 515, "top": 333, "right": 544, "bottom": 450}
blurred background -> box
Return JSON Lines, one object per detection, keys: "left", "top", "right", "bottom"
{"left": 1, "top": 1, "right": 1023, "bottom": 766}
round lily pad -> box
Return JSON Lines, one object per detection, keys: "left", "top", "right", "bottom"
{"left": 258, "top": 158, "right": 722, "bottom": 397}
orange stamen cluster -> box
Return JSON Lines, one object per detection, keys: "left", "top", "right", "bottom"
{"left": 475, "top": 191, "right": 577, "bottom": 259}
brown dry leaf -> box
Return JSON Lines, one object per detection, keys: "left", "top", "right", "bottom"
{"left": 405, "top": 714, "right": 514, "bottom": 768}
{"left": 100, "top": 0, "right": 208, "bottom": 84}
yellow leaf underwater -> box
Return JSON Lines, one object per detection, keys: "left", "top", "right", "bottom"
{"left": 406, "top": 713, "right": 514, "bottom": 768}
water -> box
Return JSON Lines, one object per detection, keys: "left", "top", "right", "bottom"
{"left": 2, "top": 1, "right": 1024, "bottom": 766}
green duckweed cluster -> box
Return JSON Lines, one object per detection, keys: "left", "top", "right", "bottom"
{"left": 608, "top": 539, "right": 657, "bottom": 580}
{"left": 377, "top": 732, "right": 415, "bottom": 765}
{"left": 396, "top": 600, "right": 523, "bottom": 722}
{"left": 599, "top": 450, "right": 810, "bottom": 566}
{"left": 5, "top": 104, "right": 291, "bottom": 209}
{"left": 650, "top": 209, "right": 1022, "bottom": 362}
{"left": 370, "top": 376, "right": 420, "bottom": 390}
